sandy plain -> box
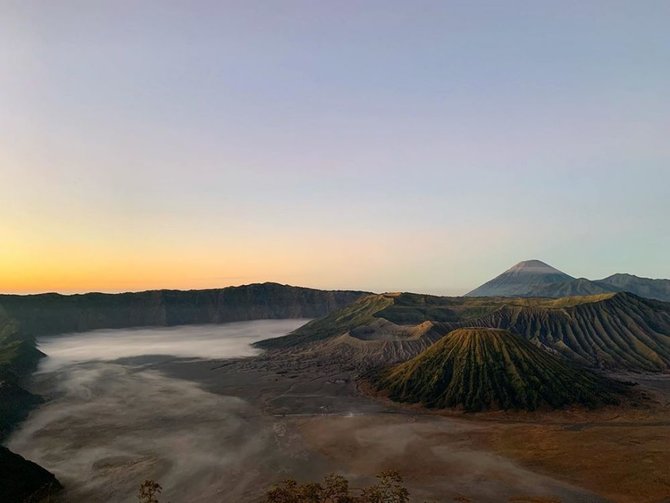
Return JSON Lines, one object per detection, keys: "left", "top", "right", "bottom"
{"left": 9, "top": 323, "right": 670, "bottom": 503}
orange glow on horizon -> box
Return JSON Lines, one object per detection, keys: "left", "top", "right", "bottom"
{"left": 0, "top": 226, "right": 402, "bottom": 295}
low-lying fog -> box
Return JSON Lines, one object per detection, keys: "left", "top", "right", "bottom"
{"left": 8, "top": 319, "right": 315, "bottom": 502}
{"left": 36, "top": 320, "right": 306, "bottom": 372}
{"left": 8, "top": 319, "right": 606, "bottom": 502}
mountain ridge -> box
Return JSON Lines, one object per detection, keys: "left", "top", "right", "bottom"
{"left": 466, "top": 260, "right": 574, "bottom": 297}
{"left": 259, "top": 291, "right": 670, "bottom": 372}
{"left": 467, "top": 260, "right": 670, "bottom": 301}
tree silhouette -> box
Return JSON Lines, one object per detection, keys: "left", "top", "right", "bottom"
{"left": 138, "top": 480, "right": 162, "bottom": 503}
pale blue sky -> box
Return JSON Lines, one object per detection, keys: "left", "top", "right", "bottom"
{"left": 1, "top": 1, "right": 669, "bottom": 294}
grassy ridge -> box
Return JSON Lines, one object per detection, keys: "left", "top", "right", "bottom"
{"left": 373, "top": 328, "right": 624, "bottom": 411}
{"left": 256, "top": 294, "right": 394, "bottom": 349}
{"left": 468, "top": 293, "right": 670, "bottom": 371}
{"left": 270, "top": 291, "right": 670, "bottom": 371}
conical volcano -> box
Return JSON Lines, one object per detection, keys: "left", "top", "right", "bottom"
{"left": 372, "top": 328, "right": 623, "bottom": 411}
{"left": 466, "top": 259, "right": 574, "bottom": 297}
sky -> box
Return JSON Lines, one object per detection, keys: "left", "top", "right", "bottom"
{"left": 1, "top": 1, "right": 669, "bottom": 295}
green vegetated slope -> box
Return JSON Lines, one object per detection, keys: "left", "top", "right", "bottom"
{"left": 268, "top": 291, "right": 670, "bottom": 371}
{"left": 255, "top": 294, "right": 395, "bottom": 349}
{"left": 258, "top": 292, "right": 513, "bottom": 349}
{"left": 372, "top": 328, "right": 624, "bottom": 411}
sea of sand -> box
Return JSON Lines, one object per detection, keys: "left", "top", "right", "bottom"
{"left": 7, "top": 320, "right": 670, "bottom": 503}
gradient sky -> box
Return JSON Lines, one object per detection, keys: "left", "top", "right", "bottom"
{"left": 1, "top": 1, "right": 669, "bottom": 295}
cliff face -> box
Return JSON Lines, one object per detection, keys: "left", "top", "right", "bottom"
{"left": 0, "top": 283, "right": 366, "bottom": 337}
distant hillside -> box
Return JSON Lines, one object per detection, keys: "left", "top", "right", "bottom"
{"left": 0, "top": 283, "right": 366, "bottom": 338}
{"left": 466, "top": 259, "right": 670, "bottom": 302}
{"left": 466, "top": 260, "right": 574, "bottom": 297}
{"left": 527, "top": 277, "right": 617, "bottom": 298}
{"left": 525, "top": 275, "right": 670, "bottom": 302}
{"left": 371, "top": 328, "right": 624, "bottom": 411}
{"left": 261, "top": 292, "right": 670, "bottom": 372}
{"left": 597, "top": 273, "right": 670, "bottom": 302}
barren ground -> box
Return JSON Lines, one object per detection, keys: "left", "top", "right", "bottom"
{"left": 12, "top": 324, "right": 670, "bottom": 503}
{"left": 157, "top": 353, "right": 670, "bottom": 503}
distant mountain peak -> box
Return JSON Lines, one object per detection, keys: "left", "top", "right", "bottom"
{"left": 507, "top": 259, "right": 566, "bottom": 274}
{"left": 466, "top": 259, "right": 573, "bottom": 297}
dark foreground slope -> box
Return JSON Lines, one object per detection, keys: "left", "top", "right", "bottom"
{"left": 260, "top": 292, "right": 670, "bottom": 372}
{"left": 372, "top": 328, "right": 624, "bottom": 411}
{"left": 0, "top": 446, "right": 62, "bottom": 502}
{"left": 0, "top": 311, "right": 59, "bottom": 501}
{"left": 0, "top": 311, "right": 44, "bottom": 439}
